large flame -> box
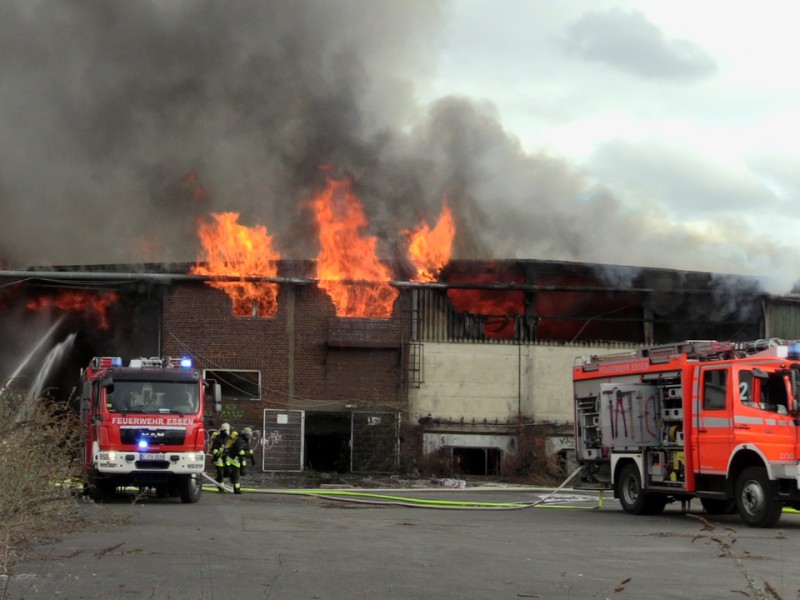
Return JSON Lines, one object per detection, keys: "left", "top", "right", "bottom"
{"left": 406, "top": 199, "right": 455, "bottom": 282}
{"left": 311, "top": 176, "right": 399, "bottom": 318}
{"left": 26, "top": 291, "right": 119, "bottom": 329}
{"left": 191, "top": 212, "right": 281, "bottom": 317}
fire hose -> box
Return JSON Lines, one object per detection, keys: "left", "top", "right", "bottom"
{"left": 201, "top": 466, "right": 597, "bottom": 511}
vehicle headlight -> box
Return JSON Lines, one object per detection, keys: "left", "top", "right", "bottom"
{"left": 98, "top": 452, "right": 116, "bottom": 461}
{"left": 187, "top": 452, "right": 205, "bottom": 462}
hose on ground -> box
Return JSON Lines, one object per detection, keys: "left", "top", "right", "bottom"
{"left": 202, "top": 466, "right": 596, "bottom": 511}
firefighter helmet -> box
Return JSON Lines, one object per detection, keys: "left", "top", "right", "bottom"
{"left": 220, "top": 422, "right": 231, "bottom": 434}
{"left": 241, "top": 426, "right": 253, "bottom": 438}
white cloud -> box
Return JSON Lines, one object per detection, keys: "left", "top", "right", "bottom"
{"left": 420, "top": 0, "right": 800, "bottom": 289}
{"left": 558, "top": 8, "right": 717, "bottom": 80}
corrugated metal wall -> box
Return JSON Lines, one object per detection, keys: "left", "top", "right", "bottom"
{"left": 764, "top": 298, "right": 800, "bottom": 339}
{"left": 413, "top": 288, "right": 532, "bottom": 344}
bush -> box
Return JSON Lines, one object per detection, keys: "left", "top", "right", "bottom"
{"left": 0, "top": 389, "right": 83, "bottom": 574}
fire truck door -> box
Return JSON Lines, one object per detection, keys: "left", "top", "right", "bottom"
{"left": 695, "top": 367, "right": 733, "bottom": 475}
{"left": 736, "top": 369, "right": 797, "bottom": 463}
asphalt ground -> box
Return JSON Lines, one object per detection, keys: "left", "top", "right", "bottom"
{"left": 4, "top": 477, "right": 800, "bottom": 600}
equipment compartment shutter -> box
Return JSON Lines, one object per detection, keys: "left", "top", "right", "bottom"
{"left": 261, "top": 409, "right": 305, "bottom": 472}
{"left": 350, "top": 411, "right": 400, "bottom": 473}
{"left": 599, "top": 383, "right": 660, "bottom": 449}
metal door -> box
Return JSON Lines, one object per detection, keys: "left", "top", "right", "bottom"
{"left": 350, "top": 412, "right": 400, "bottom": 473}
{"left": 261, "top": 409, "right": 305, "bottom": 472}
{"left": 695, "top": 366, "right": 733, "bottom": 475}
{"left": 735, "top": 367, "right": 797, "bottom": 463}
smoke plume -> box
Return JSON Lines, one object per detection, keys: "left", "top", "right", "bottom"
{"left": 0, "top": 1, "right": 793, "bottom": 293}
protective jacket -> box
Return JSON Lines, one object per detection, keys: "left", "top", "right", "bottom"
{"left": 226, "top": 433, "right": 254, "bottom": 470}
{"left": 225, "top": 431, "right": 253, "bottom": 494}
{"left": 210, "top": 430, "right": 229, "bottom": 468}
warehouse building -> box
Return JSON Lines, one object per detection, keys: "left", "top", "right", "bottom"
{"left": 2, "top": 259, "right": 799, "bottom": 476}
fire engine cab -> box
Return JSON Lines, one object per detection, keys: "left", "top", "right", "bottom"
{"left": 79, "top": 356, "right": 220, "bottom": 503}
{"left": 574, "top": 339, "right": 800, "bottom": 527}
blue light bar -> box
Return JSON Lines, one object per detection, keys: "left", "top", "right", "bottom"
{"left": 180, "top": 358, "right": 192, "bottom": 368}
{"left": 138, "top": 440, "right": 149, "bottom": 450}
{"left": 111, "top": 357, "right": 123, "bottom": 367}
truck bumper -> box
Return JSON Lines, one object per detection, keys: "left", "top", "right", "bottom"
{"left": 771, "top": 462, "right": 800, "bottom": 489}
{"left": 94, "top": 450, "right": 206, "bottom": 475}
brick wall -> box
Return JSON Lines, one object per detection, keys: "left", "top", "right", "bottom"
{"left": 161, "top": 280, "right": 411, "bottom": 430}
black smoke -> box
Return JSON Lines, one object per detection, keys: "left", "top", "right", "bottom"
{"left": 0, "top": 1, "right": 791, "bottom": 296}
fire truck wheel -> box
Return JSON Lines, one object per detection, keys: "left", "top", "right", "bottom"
{"left": 643, "top": 495, "right": 667, "bottom": 515}
{"left": 700, "top": 498, "right": 737, "bottom": 515}
{"left": 178, "top": 474, "right": 202, "bottom": 504}
{"left": 87, "top": 477, "right": 117, "bottom": 503}
{"left": 617, "top": 462, "right": 647, "bottom": 514}
{"left": 735, "top": 466, "right": 782, "bottom": 528}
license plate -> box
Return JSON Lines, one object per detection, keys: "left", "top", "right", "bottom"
{"left": 140, "top": 453, "right": 165, "bottom": 461}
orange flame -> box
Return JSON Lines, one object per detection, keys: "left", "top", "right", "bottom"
{"left": 26, "top": 291, "right": 119, "bottom": 329}
{"left": 311, "top": 176, "right": 399, "bottom": 318}
{"left": 406, "top": 199, "right": 455, "bottom": 282}
{"left": 191, "top": 212, "right": 281, "bottom": 317}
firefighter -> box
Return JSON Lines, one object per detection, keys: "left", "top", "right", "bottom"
{"left": 225, "top": 426, "right": 255, "bottom": 494}
{"left": 239, "top": 427, "right": 256, "bottom": 475}
{"left": 209, "top": 422, "right": 231, "bottom": 489}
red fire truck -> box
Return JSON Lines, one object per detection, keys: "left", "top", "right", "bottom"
{"left": 79, "top": 356, "right": 220, "bottom": 503}
{"left": 573, "top": 339, "right": 800, "bottom": 527}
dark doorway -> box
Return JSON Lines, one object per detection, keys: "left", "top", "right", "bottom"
{"left": 452, "top": 447, "right": 502, "bottom": 476}
{"left": 304, "top": 412, "right": 351, "bottom": 472}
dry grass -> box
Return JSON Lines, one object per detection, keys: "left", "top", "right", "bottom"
{"left": 502, "top": 430, "right": 565, "bottom": 486}
{"left": 0, "top": 389, "right": 86, "bottom": 576}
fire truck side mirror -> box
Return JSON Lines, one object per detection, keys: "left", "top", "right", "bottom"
{"left": 790, "top": 365, "right": 800, "bottom": 419}
{"left": 100, "top": 376, "right": 114, "bottom": 394}
{"left": 213, "top": 382, "right": 222, "bottom": 413}
{"left": 80, "top": 382, "right": 91, "bottom": 411}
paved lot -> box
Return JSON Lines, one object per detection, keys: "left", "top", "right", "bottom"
{"left": 4, "top": 481, "right": 800, "bottom": 600}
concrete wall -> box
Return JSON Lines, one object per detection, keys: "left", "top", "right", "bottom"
{"left": 410, "top": 342, "right": 638, "bottom": 427}
{"left": 423, "top": 432, "right": 515, "bottom": 455}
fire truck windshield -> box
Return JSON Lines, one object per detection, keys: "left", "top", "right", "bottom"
{"left": 105, "top": 380, "right": 199, "bottom": 415}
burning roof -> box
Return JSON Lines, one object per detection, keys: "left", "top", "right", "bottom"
{"left": 191, "top": 173, "right": 454, "bottom": 319}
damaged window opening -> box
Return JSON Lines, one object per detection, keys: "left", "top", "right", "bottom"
{"left": 451, "top": 447, "right": 502, "bottom": 476}
{"left": 232, "top": 299, "right": 271, "bottom": 318}
{"left": 203, "top": 369, "right": 261, "bottom": 402}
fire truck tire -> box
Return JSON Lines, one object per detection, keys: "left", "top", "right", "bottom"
{"left": 700, "top": 498, "right": 737, "bottom": 515}
{"left": 87, "top": 475, "right": 117, "bottom": 502}
{"left": 178, "top": 474, "right": 202, "bottom": 504}
{"left": 735, "top": 466, "right": 782, "bottom": 528}
{"left": 643, "top": 495, "right": 667, "bottom": 515}
{"left": 617, "top": 463, "right": 646, "bottom": 514}
{"left": 616, "top": 463, "right": 667, "bottom": 515}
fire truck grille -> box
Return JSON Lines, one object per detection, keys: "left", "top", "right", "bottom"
{"left": 120, "top": 428, "right": 187, "bottom": 446}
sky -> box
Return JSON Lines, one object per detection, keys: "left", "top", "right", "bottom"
{"left": 1, "top": 1, "right": 799, "bottom": 293}
{"left": 423, "top": 1, "right": 800, "bottom": 291}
